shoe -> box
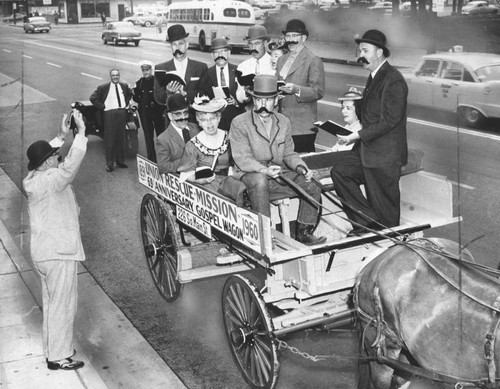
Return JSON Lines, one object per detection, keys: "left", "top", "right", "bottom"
{"left": 47, "top": 357, "right": 84, "bottom": 371}
{"left": 295, "top": 223, "right": 327, "bottom": 246}
{"left": 116, "top": 163, "right": 128, "bottom": 168}
{"left": 106, "top": 165, "right": 114, "bottom": 172}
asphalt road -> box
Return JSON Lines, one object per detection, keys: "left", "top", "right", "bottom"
{"left": 1, "top": 24, "right": 500, "bottom": 389}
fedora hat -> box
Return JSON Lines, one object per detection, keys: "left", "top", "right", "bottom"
{"left": 245, "top": 25, "right": 270, "bottom": 41}
{"left": 167, "top": 93, "right": 189, "bottom": 112}
{"left": 210, "top": 37, "right": 230, "bottom": 51}
{"left": 27, "top": 140, "right": 59, "bottom": 171}
{"left": 355, "top": 29, "right": 390, "bottom": 57}
{"left": 247, "top": 75, "right": 281, "bottom": 98}
{"left": 192, "top": 95, "right": 227, "bottom": 113}
{"left": 338, "top": 87, "right": 362, "bottom": 101}
{"left": 166, "top": 24, "right": 189, "bottom": 43}
{"left": 282, "top": 19, "right": 308, "bottom": 37}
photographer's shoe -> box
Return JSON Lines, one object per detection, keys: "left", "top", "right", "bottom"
{"left": 116, "top": 163, "right": 128, "bottom": 168}
{"left": 47, "top": 357, "right": 84, "bottom": 371}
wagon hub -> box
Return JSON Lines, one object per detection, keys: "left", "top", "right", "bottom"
{"left": 230, "top": 326, "right": 256, "bottom": 347}
{"left": 144, "top": 243, "right": 162, "bottom": 257}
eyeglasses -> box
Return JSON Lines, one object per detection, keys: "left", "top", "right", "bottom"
{"left": 248, "top": 40, "right": 263, "bottom": 47}
{"left": 285, "top": 33, "right": 302, "bottom": 39}
{"left": 170, "top": 110, "right": 189, "bottom": 118}
{"left": 111, "top": 74, "right": 120, "bottom": 77}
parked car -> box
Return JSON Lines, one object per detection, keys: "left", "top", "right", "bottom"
{"left": 461, "top": 0, "right": 499, "bottom": 14}
{"left": 122, "top": 13, "right": 157, "bottom": 27}
{"left": 102, "top": 22, "right": 141, "bottom": 46}
{"left": 252, "top": 7, "right": 266, "bottom": 19}
{"left": 2, "top": 12, "right": 27, "bottom": 23}
{"left": 368, "top": 1, "right": 393, "bottom": 12}
{"left": 23, "top": 16, "right": 51, "bottom": 33}
{"left": 404, "top": 52, "right": 500, "bottom": 127}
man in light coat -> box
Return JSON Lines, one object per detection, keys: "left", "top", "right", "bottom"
{"left": 276, "top": 19, "right": 325, "bottom": 152}
{"left": 229, "top": 75, "right": 326, "bottom": 246}
{"left": 23, "top": 110, "right": 87, "bottom": 371}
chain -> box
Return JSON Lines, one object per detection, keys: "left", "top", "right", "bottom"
{"left": 276, "top": 339, "right": 326, "bottom": 362}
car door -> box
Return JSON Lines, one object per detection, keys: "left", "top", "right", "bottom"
{"left": 434, "top": 60, "right": 466, "bottom": 112}
{"left": 407, "top": 59, "right": 441, "bottom": 107}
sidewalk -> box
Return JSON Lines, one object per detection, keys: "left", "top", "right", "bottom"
{"left": 0, "top": 167, "right": 187, "bottom": 389}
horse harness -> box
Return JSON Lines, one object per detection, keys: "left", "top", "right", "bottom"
{"left": 354, "top": 239, "right": 500, "bottom": 389}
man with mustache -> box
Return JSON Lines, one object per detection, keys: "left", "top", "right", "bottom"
{"left": 156, "top": 93, "right": 200, "bottom": 174}
{"left": 330, "top": 29, "right": 408, "bottom": 233}
{"left": 199, "top": 37, "right": 244, "bottom": 131}
{"left": 276, "top": 19, "right": 325, "bottom": 153}
{"left": 154, "top": 24, "right": 207, "bottom": 127}
{"left": 230, "top": 75, "right": 326, "bottom": 246}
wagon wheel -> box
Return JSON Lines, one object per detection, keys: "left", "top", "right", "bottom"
{"left": 140, "top": 194, "right": 182, "bottom": 302}
{"left": 222, "top": 275, "right": 280, "bottom": 389}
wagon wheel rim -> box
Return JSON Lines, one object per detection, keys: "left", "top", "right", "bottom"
{"left": 140, "top": 194, "right": 181, "bottom": 302}
{"left": 222, "top": 275, "right": 279, "bottom": 389}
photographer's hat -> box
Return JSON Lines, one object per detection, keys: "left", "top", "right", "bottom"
{"left": 27, "top": 140, "right": 59, "bottom": 171}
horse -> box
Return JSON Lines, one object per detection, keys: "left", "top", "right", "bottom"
{"left": 353, "top": 237, "right": 500, "bottom": 389}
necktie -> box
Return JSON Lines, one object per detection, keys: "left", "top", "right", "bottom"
{"left": 220, "top": 67, "right": 227, "bottom": 87}
{"left": 364, "top": 74, "right": 373, "bottom": 94}
{"left": 182, "top": 128, "right": 191, "bottom": 144}
{"left": 255, "top": 59, "right": 260, "bottom": 75}
{"left": 115, "top": 84, "right": 122, "bottom": 108}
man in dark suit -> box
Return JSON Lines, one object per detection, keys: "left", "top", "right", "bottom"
{"left": 133, "top": 60, "right": 164, "bottom": 163}
{"left": 156, "top": 94, "right": 200, "bottom": 174}
{"left": 199, "top": 37, "right": 244, "bottom": 131}
{"left": 154, "top": 24, "right": 207, "bottom": 127}
{"left": 276, "top": 19, "right": 325, "bottom": 153}
{"left": 330, "top": 29, "right": 408, "bottom": 231}
{"left": 90, "top": 69, "right": 133, "bottom": 172}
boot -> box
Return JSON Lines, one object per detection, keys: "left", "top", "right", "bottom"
{"left": 295, "top": 223, "right": 327, "bottom": 246}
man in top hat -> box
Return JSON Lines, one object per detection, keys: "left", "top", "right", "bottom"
{"left": 154, "top": 24, "right": 207, "bottom": 113}
{"left": 23, "top": 110, "right": 87, "bottom": 372}
{"left": 90, "top": 68, "right": 133, "bottom": 172}
{"left": 330, "top": 29, "right": 408, "bottom": 232}
{"left": 133, "top": 60, "right": 165, "bottom": 162}
{"left": 199, "top": 37, "right": 245, "bottom": 131}
{"left": 276, "top": 19, "right": 325, "bottom": 153}
{"left": 229, "top": 75, "right": 326, "bottom": 246}
{"left": 236, "top": 25, "right": 275, "bottom": 106}
{"left": 156, "top": 93, "right": 200, "bottom": 174}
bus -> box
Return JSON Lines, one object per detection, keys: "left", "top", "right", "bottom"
{"left": 164, "top": 0, "right": 255, "bottom": 51}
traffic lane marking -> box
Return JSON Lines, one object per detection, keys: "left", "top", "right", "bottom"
{"left": 22, "top": 55, "right": 33, "bottom": 59}
{"left": 3, "top": 49, "right": 12, "bottom": 53}
{"left": 81, "top": 73, "right": 102, "bottom": 80}
{"left": 47, "top": 62, "right": 62, "bottom": 68}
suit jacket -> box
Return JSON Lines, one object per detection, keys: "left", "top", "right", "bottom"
{"left": 276, "top": 46, "right": 325, "bottom": 136}
{"left": 229, "top": 110, "right": 306, "bottom": 179}
{"left": 358, "top": 61, "right": 408, "bottom": 168}
{"left": 23, "top": 134, "right": 88, "bottom": 262}
{"left": 89, "top": 82, "right": 132, "bottom": 111}
{"left": 199, "top": 63, "right": 245, "bottom": 131}
{"left": 154, "top": 58, "right": 208, "bottom": 105}
{"left": 156, "top": 122, "right": 200, "bottom": 174}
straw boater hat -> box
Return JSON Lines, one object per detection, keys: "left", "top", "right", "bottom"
{"left": 245, "top": 25, "right": 270, "bottom": 41}
{"left": 166, "top": 24, "right": 189, "bottom": 43}
{"left": 282, "top": 19, "right": 309, "bottom": 37}
{"left": 192, "top": 95, "right": 227, "bottom": 113}
{"left": 210, "top": 37, "right": 230, "bottom": 52}
{"left": 27, "top": 140, "right": 59, "bottom": 171}
{"left": 355, "top": 29, "right": 390, "bottom": 57}
{"left": 247, "top": 75, "right": 281, "bottom": 98}
{"left": 338, "top": 87, "right": 363, "bottom": 102}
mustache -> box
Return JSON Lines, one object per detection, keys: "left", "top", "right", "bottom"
{"left": 174, "top": 117, "right": 189, "bottom": 122}
{"left": 249, "top": 49, "right": 259, "bottom": 55}
{"left": 357, "top": 56, "right": 369, "bottom": 64}
{"left": 173, "top": 50, "right": 185, "bottom": 56}
{"left": 254, "top": 107, "right": 272, "bottom": 114}
{"left": 215, "top": 56, "right": 227, "bottom": 62}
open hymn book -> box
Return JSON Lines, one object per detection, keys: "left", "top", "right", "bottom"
{"left": 314, "top": 120, "right": 353, "bottom": 137}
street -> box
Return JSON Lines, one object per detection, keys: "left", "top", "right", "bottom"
{"left": 1, "top": 23, "right": 500, "bottom": 389}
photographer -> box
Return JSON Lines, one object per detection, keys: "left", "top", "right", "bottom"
{"left": 23, "top": 110, "right": 87, "bottom": 371}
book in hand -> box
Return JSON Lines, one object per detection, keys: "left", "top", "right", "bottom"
{"left": 314, "top": 120, "right": 353, "bottom": 137}
{"left": 154, "top": 70, "right": 186, "bottom": 87}
{"left": 235, "top": 69, "right": 255, "bottom": 87}
{"left": 195, "top": 166, "right": 215, "bottom": 180}
{"left": 212, "top": 86, "right": 231, "bottom": 99}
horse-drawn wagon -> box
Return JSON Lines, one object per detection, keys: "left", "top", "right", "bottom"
{"left": 137, "top": 150, "right": 458, "bottom": 389}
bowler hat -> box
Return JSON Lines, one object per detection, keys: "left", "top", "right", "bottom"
{"left": 247, "top": 75, "right": 281, "bottom": 98}
{"left": 355, "top": 29, "right": 390, "bottom": 57}
{"left": 166, "top": 24, "right": 189, "bottom": 43}
{"left": 210, "top": 37, "right": 230, "bottom": 51}
{"left": 167, "top": 93, "right": 189, "bottom": 112}
{"left": 27, "top": 140, "right": 59, "bottom": 171}
{"left": 245, "top": 25, "right": 270, "bottom": 41}
{"left": 282, "top": 19, "right": 308, "bottom": 37}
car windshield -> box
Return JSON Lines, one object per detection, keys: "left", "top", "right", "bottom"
{"left": 476, "top": 64, "right": 500, "bottom": 82}
{"left": 112, "top": 22, "right": 134, "bottom": 28}
{"left": 29, "top": 17, "right": 46, "bottom": 22}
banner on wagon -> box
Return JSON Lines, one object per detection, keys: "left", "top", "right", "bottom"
{"left": 137, "top": 156, "right": 264, "bottom": 253}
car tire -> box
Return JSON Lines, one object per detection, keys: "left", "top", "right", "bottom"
{"left": 144, "top": 21, "right": 152, "bottom": 27}
{"left": 459, "top": 106, "right": 485, "bottom": 128}
{"left": 24, "top": 29, "right": 28, "bottom": 33}
{"left": 199, "top": 31, "right": 207, "bottom": 52}
{"left": 114, "top": 38, "right": 119, "bottom": 46}
{"left": 135, "top": 41, "right": 140, "bottom": 47}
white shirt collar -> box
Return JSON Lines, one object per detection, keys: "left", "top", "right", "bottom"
{"left": 371, "top": 59, "right": 387, "bottom": 79}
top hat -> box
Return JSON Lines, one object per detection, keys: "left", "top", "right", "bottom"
{"left": 27, "top": 140, "right": 59, "bottom": 171}
{"left": 245, "top": 25, "right": 270, "bottom": 41}
{"left": 282, "top": 19, "right": 309, "bottom": 37}
{"left": 138, "top": 60, "right": 154, "bottom": 69}
{"left": 167, "top": 93, "right": 189, "bottom": 112}
{"left": 210, "top": 37, "right": 230, "bottom": 52}
{"left": 355, "top": 29, "right": 390, "bottom": 57}
{"left": 247, "top": 75, "right": 281, "bottom": 98}
{"left": 192, "top": 94, "right": 227, "bottom": 113}
{"left": 338, "top": 87, "right": 362, "bottom": 101}
{"left": 166, "top": 24, "right": 189, "bottom": 43}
